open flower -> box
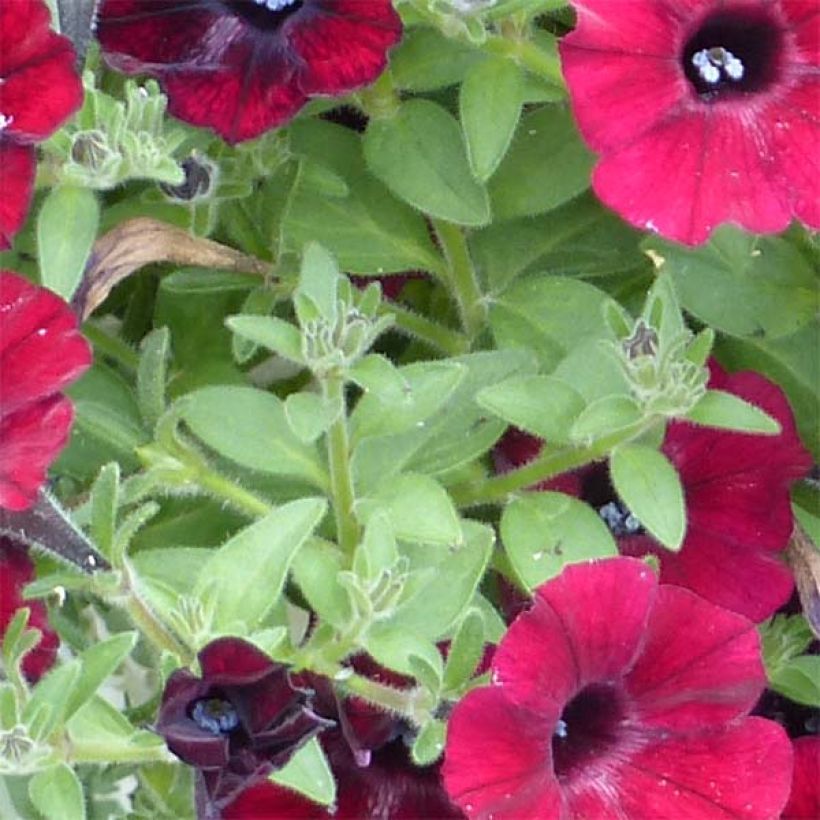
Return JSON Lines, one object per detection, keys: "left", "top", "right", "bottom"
{"left": 0, "top": 537, "right": 59, "bottom": 682}
{"left": 495, "top": 364, "right": 811, "bottom": 621}
{"left": 559, "top": 0, "right": 820, "bottom": 245}
{"left": 782, "top": 736, "right": 820, "bottom": 819}
{"left": 96, "top": 0, "right": 403, "bottom": 144}
{"left": 442, "top": 557, "right": 793, "bottom": 819}
{"left": 0, "top": 272, "right": 92, "bottom": 512}
{"left": 156, "top": 637, "right": 331, "bottom": 813}
{"left": 0, "top": 0, "right": 83, "bottom": 247}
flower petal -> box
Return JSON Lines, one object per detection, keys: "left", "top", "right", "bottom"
{"left": 782, "top": 736, "right": 820, "bottom": 820}
{"left": 0, "top": 144, "right": 35, "bottom": 249}
{"left": 614, "top": 718, "right": 793, "bottom": 819}
{"left": 199, "top": 637, "right": 277, "bottom": 685}
{"left": 624, "top": 585, "right": 765, "bottom": 729}
{"left": 494, "top": 558, "right": 656, "bottom": 712}
{"left": 442, "top": 686, "right": 559, "bottom": 819}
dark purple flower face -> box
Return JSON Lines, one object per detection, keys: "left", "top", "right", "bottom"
{"left": 156, "top": 638, "right": 331, "bottom": 810}
{"left": 96, "top": 0, "right": 403, "bottom": 143}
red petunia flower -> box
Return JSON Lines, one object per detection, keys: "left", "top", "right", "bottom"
{"left": 442, "top": 557, "right": 793, "bottom": 819}
{"left": 782, "top": 736, "right": 820, "bottom": 819}
{"left": 0, "top": 537, "right": 59, "bottom": 681}
{"left": 96, "top": 0, "right": 403, "bottom": 144}
{"left": 495, "top": 364, "right": 812, "bottom": 621}
{"left": 0, "top": 272, "right": 92, "bottom": 512}
{"left": 0, "top": 0, "right": 83, "bottom": 247}
{"left": 559, "top": 0, "right": 820, "bottom": 245}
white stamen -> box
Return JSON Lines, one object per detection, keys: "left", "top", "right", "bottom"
{"left": 555, "top": 719, "right": 568, "bottom": 739}
{"left": 692, "top": 47, "right": 745, "bottom": 85}
{"left": 0, "top": 113, "right": 13, "bottom": 131}
{"left": 251, "top": 0, "right": 299, "bottom": 10}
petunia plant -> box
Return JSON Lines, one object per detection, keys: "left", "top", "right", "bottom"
{"left": 0, "top": 0, "right": 817, "bottom": 817}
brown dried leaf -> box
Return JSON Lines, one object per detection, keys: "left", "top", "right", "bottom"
{"left": 785, "top": 521, "right": 820, "bottom": 638}
{"left": 72, "top": 218, "right": 273, "bottom": 320}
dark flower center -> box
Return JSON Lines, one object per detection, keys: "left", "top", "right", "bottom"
{"left": 552, "top": 683, "right": 625, "bottom": 778}
{"left": 580, "top": 464, "right": 645, "bottom": 537}
{"left": 220, "top": 0, "right": 303, "bottom": 30}
{"left": 191, "top": 697, "right": 240, "bottom": 735}
{"left": 682, "top": 9, "right": 781, "bottom": 99}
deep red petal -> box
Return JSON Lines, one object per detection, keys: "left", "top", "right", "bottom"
{"left": 0, "top": 37, "right": 82, "bottom": 142}
{"left": 0, "top": 272, "right": 92, "bottom": 416}
{"left": 613, "top": 718, "right": 793, "bottom": 819}
{"left": 223, "top": 781, "right": 320, "bottom": 819}
{"left": 0, "top": 396, "right": 74, "bottom": 512}
{"left": 162, "top": 67, "right": 307, "bottom": 144}
{"left": 0, "top": 537, "right": 58, "bottom": 681}
{"left": 782, "top": 736, "right": 820, "bottom": 820}
{"left": 442, "top": 686, "right": 559, "bottom": 819}
{"left": 624, "top": 585, "right": 765, "bottom": 729}
{"left": 199, "top": 637, "right": 276, "bottom": 684}
{"left": 0, "top": 0, "right": 58, "bottom": 75}
{"left": 0, "top": 144, "right": 35, "bottom": 249}
{"left": 494, "top": 558, "right": 657, "bottom": 713}
{"left": 291, "top": 0, "right": 401, "bottom": 95}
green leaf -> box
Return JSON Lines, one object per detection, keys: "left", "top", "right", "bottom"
{"left": 286, "top": 119, "right": 442, "bottom": 273}
{"left": 269, "top": 737, "right": 336, "bottom": 807}
{"left": 226, "top": 315, "right": 305, "bottom": 365}
{"left": 610, "top": 444, "right": 685, "bottom": 551}
{"left": 37, "top": 185, "right": 99, "bottom": 300}
{"left": 284, "top": 392, "right": 341, "bottom": 444}
{"left": 137, "top": 327, "right": 171, "bottom": 429}
{"left": 442, "top": 609, "right": 485, "bottom": 693}
{"left": 684, "top": 390, "right": 781, "bottom": 435}
{"left": 290, "top": 539, "right": 351, "bottom": 629}
{"left": 391, "top": 27, "right": 482, "bottom": 91}
{"left": 501, "top": 493, "right": 617, "bottom": 589}
{"left": 194, "top": 498, "right": 327, "bottom": 633}
{"left": 571, "top": 395, "right": 643, "bottom": 442}
{"left": 23, "top": 662, "right": 82, "bottom": 740}
{"left": 29, "top": 764, "right": 85, "bottom": 820}
{"left": 460, "top": 56, "right": 524, "bottom": 181}
{"left": 351, "top": 360, "right": 465, "bottom": 441}
{"left": 363, "top": 99, "right": 490, "bottom": 227}
{"left": 298, "top": 242, "right": 339, "bottom": 325}
{"left": 65, "top": 632, "right": 138, "bottom": 721}
{"left": 181, "top": 386, "right": 326, "bottom": 488}
{"left": 644, "top": 228, "right": 817, "bottom": 339}
{"left": 768, "top": 656, "right": 820, "bottom": 707}
{"left": 411, "top": 720, "right": 446, "bottom": 766}
{"left": 477, "top": 375, "right": 586, "bottom": 444}
{"left": 365, "top": 626, "right": 442, "bottom": 679}
{"left": 358, "top": 474, "right": 462, "bottom": 547}
{"left": 353, "top": 512, "right": 399, "bottom": 584}
{"left": 89, "top": 462, "right": 119, "bottom": 561}
{"left": 489, "top": 105, "right": 594, "bottom": 220}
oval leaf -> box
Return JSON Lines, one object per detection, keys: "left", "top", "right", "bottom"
{"left": 684, "top": 389, "right": 781, "bottom": 435}
{"left": 30, "top": 764, "right": 86, "bottom": 820}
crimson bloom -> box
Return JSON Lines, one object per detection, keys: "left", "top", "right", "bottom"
{"left": 782, "top": 736, "right": 820, "bottom": 819}
{"left": 495, "top": 364, "right": 811, "bottom": 622}
{"left": 96, "top": 0, "right": 403, "bottom": 144}
{"left": 0, "top": 537, "right": 59, "bottom": 681}
{"left": 559, "top": 0, "right": 820, "bottom": 245}
{"left": 0, "top": 0, "right": 83, "bottom": 248}
{"left": 443, "top": 557, "right": 793, "bottom": 819}
{"left": 0, "top": 272, "right": 92, "bottom": 512}
{"left": 156, "top": 638, "right": 330, "bottom": 814}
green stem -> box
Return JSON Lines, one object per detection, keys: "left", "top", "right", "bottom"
{"left": 356, "top": 70, "right": 401, "bottom": 119}
{"left": 192, "top": 464, "right": 275, "bottom": 518}
{"left": 342, "top": 674, "right": 435, "bottom": 727}
{"left": 432, "top": 219, "right": 486, "bottom": 341}
{"left": 67, "top": 742, "right": 171, "bottom": 765}
{"left": 83, "top": 322, "right": 139, "bottom": 372}
{"left": 323, "top": 375, "right": 359, "bottom": 555}
{"left": 384, "top": 303, "right": 469, "bottom": 357}
{"left": 450, "top": 420, "right": 653, "bottom": 507}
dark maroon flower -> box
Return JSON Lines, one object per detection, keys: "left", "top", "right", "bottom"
{"left": 0, "top": 272, "right": 92, "bottom": 512}
{"left": 96, "top": 0, "right": 403, "bottom": 144}
{"left": 559, "top": 0, "right": 820, "bottom": 245}
{"left": 156, "top": 637, "right": 330, "bottom": 813}
{"left": 495, "top": 363, "right": 812, "bottom": 621}
{"left": 442, "top": 557, "right": 793, "bottom": 819}
{"left": 0, "top": 0, "right": 83, "bottom": 248}
{"left": 782, "top": 736, "right": 820, "bottom": 819}
{"left": 0, "top": 537, "right": 59, "bottom": 682}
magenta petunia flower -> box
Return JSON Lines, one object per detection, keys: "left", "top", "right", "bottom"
{"left": 442, "top": 557, "right": 793, "bottom": 819}
{"left": 0, "top": 537, "right": 59, "bottom": 681}
{"left": 494, "top": 363, "right": 812, "bottom": 621}
{"left": 782, "top": 736, "right": 820, "bottom": 819}
{"left": 96, "top": 0, "right": 403, "bottom": 144}
{"left": 0, "top": 272, "right": 92, "bottom": 512}
{"left": 156, "top": 637, "right": 331, "bottom": 813}
{"left": 0, "top": 0, "right": 83, "bottom": 248}
{"left": 559, "top": 0, "right": 820, "bottom": 245}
